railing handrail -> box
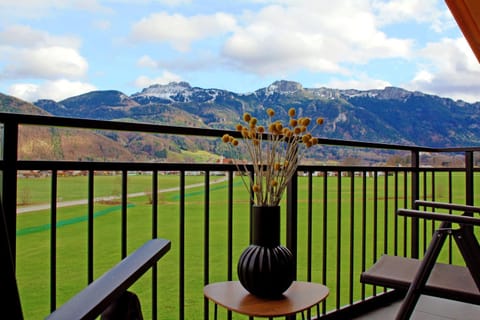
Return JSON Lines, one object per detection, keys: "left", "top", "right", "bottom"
{"left": 4, "top": 112, "right": 480, "bottom": 153}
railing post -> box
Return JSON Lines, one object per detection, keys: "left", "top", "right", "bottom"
{"left": 411, "top": 150, "right": 420, "bottom": 259}
{"left": 286, "top": 172, "right": 298, "bottom": 320}
{"left": 286, "top": 171, "right": 298, "bottom": 280}
{"left": 0, "top": 120, "right": 23, "bottom": 320}
{"left": 1, "top": 121, "right": 18, "bottom": 264}
{"left": 465, "top": 151, "right": 474, "bottom": 206}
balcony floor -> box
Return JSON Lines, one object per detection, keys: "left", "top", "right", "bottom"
{"left": 353, "top": 295, "right": 480, "bottom": 320}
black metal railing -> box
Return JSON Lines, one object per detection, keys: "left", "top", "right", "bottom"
{"left": 1, "top": 112, "right": 479, "bottom": 319}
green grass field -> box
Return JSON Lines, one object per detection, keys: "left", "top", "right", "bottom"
{"left": 15, "top": 172, "right": 480, "bottom": 319}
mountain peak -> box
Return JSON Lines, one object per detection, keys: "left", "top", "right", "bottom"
{"left": 136, "top": 82, "right": 191, "bottom": 94}
{"left": 377, "top": 86, "right": 412, "bottom": 99}
{"left": 340, "top": 86, "right": 415, "bottom": 100}
{"left": 266, "top": 80, "right": 303, "bottom": 94}
{"left": 60, "top": 90, "right": 132, "bottom": 106}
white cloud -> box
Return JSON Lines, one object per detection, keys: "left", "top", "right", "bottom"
{"left": 3, "top": 46, "right": 88, "bottom": 79}
{"left": 130, "top": 11, "right": 237, "bottom": 52}
{"left": 373, "top": 0, "right": 445, "bottom": 28}
{"left": 8, "top": 79, "right": 96, "bottom": 102}
{"left": 412, "top": 70, "right": 434, "bottom": 83}
{"left": 406, "top": 37, "right": 480, "bottom": 102}
{"left": 137, "top": 55, "right": 159, "bottom": 68}
{"left": 0, "top": 25, "right": 87, "bottom": 81}
{"left": 0, "top": 25, "right": 81, "bottom": 49}
{"left": 137, "top": 51, "right": 222, "bottom": 72}
{"left": 0, "top": 0, "right": 110, "bottom": 18}
{"left": 222, "top": 1, "right": 412, "bottom": 75}
{"left": 134, "top": 72, "right": 182, "bottom": 88}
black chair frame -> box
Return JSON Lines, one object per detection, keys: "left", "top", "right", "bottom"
{"left": 361, "top": 200, "right": 480, "bottom": 320}
{"left": 1, "top": 197, "right": 171, "bottom": 320}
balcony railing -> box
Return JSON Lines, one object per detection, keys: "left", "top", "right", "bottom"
{"left": 1, "top": 112, "right": 479, "bottom": 319}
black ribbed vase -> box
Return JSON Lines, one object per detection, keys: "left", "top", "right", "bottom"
{"left": 237, "top": 205, "right": 295, "bottom": 298}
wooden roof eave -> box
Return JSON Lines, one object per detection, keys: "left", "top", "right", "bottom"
{"left": 445, "top": 0, "right": 480, "bottom": 63}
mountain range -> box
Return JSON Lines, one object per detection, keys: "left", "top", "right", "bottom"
{"left": 1, "top": 80, "right": 480, "bottom": 163}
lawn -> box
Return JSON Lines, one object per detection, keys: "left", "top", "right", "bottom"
{"left": 15, "top": 172, "right": 479, "bottom": 319}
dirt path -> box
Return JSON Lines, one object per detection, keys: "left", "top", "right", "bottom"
{"left": 17, "top": 177, "right": 228, "bottom": 214}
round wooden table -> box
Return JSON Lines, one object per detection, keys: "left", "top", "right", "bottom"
{"left": 203, "top": 281, "right": 329, "bottom": 319}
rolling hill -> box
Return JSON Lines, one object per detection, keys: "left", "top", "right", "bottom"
{"left": 2, "top": 80, "right": 480, "bottom": 164}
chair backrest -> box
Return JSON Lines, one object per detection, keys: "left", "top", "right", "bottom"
{"left": 0, "top": 197, "right": 23, "bottom": 318}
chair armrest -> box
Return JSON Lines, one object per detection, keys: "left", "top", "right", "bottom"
{"left": 397, "top": 209, "right": 480, "bottom": 226}
{"left": 45, "top": 238, "right": 171, "bottom": 320}
{"left": 415, "top": 200, "right": 480, "bottom": 214}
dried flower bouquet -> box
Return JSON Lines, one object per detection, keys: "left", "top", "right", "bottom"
{"left": 222, "top": 107, "right": 324, "bottom": 206}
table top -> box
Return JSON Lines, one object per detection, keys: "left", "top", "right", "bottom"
{"left": 203, "top": 281, "right": 329, "bottom": 317}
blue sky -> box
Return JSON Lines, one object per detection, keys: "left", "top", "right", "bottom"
{"left": 1, "top": 0, "right": 479, "bottom": 103}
